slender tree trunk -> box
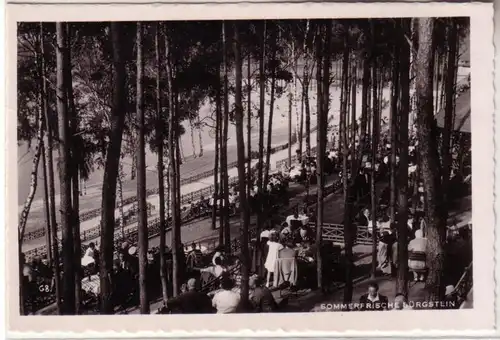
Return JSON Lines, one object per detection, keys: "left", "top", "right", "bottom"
{"left": 317, "top": 21, "right": 331, "bottom": 290}
{"left": 71, "top": 162, "right": 81, "bottom": 314}
{"left": 41, "top": 144, "right": 52, "bottom": 268}
{"left": 222, "top": 21, "right": 231, "bottom": 254}
{"left": 233, "top": 22, "right": 251, "bottom": 309}
{"left": 360, "top": 49, "right": 370, "bottom": 152}
{"left": 257, "top": 21, "right": 266, "bottom": 243}
{"left": 213, "top": 64, "right": 221, "bottom": 234}
{"left": 288, "top": 90, "right": 293, "bottom": 167}
{"left": 441, "top": 19, "right": 458, "bottom": 208}
{"left": 64, "top": 24, "right": 82, "bottom": 313}
{"left": 41, "top": 22, "right": 62, "bottom": 311}
{"left": 396, "top": 18, "right": 411, "bottom": 297}
{"left": 197, "top": 115, "right": 204, "bottom": 158}
{"left": 155, "top": 22, "right": 168, "bottom": 305}
{"left": 117, "top": 163, "right": 125, "bottom": 235}
{"left": 315, "top": 24, "right": 324, "bottom": 291}
{"left": 165, "top": 31, "right": 180, "bottom": 297}
{"left": 370, "top": 22, "right": 379, "bottom": 278}
{"left": 100, "top": 23, "right": 128, "bottom": 314}
{"left": 218, "top": 63, "right": 225, "bottom": 243}
{"left": 18, "top": 81, "right": 44, "bottom": 315}
{"left": 263, "top": 29, "right": 277, "bottom": 189}
{"left": 190, "top": 119, "right": 197, "bottom": 159}
{"left": 416, "top": 18, "right": 447, "bottom": 301}
{"left": 389, "top": 31, "right": 400, "bottom": 224}
{"left": 299, "top": 81, "right": 304, "bottom": 160}
{"left": 304, "top": 74, "right": 311, "bottom": 159}
{"left": 340, "top": 30, "right": 354, "bottom": 304}
{"left": 136, "top": 23, "right": 150, "bottom": 314}
{"left": 55, "top": 22, "right": 76, "bottom": 315}
{"left": 350, "top": 65, "right": 357, "bottom": 163}
{"left": 131, "top": 148, "right": 137, "bottom": 180}
{"left": 38, "top": 26, "right": 52, "bottom": 269}
{"left": 293, "top": 43, "right": 300, "bottom": 154}
{"left": 247, "top": 55, "right": 252, "bottom": 199}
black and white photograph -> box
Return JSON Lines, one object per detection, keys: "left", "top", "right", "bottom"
{"left": 5, "top": 2, "right": 495, "bottom": 333}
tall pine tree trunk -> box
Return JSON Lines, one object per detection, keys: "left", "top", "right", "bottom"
{"left": 396, "top": 18, "right": 411, "bottom": 297}
{"left": 41, "top": 144, "right": 52, "bottom": 268}
{"left": 257, "top": 21, "right": 266, "bottom": 236}
{"left": 56, "top": 22, "right": 76, "bottom": 314}
{"left": 64, "top": 24, "right": 82, "bottom": 313}
{"left": 41, "top": 22, "right": 62, "bottom": 311}
{"left": 197, "top": 115, "right": 204, "bottom": 158}
{"left": 39, "top": 25, "right": 52, "bottom": 269}
{"left": 100, "top": 22, "right": 128, "bottom": 314}
{"left": 165, "top": 31, "right": 180, "bottom": 297}
{"left": 18, "top": 78, "right": 44, "bottom": 314}
{"left": 247, "top": 55, "right": 252, "bottom": 199}
{"left": 222, "top": 21, "right": 231, "bottom": 254}
{"left": 359, "top": 35, "right": 370, "bottom": 170}
{"left": 415, "top": 18, "right": 447, "bottom": 301}
{"left": 299, "top": 81, "right": 304, "bottom": 160}
{"left": 190, "top": 119, "right": 197, "bottom": 159}
{"left": 233, "top": 22, "right": 251, "bottom": 309}
{"left": 441, "top": 19, "right": 458, "bottom": 209}
{"left": 263, "top": 28, "right": 277, "bottom": 189}
{"left": 213, "top": 64, "right": 221, "bottom": 234}
{"left": 389, "top": 29, "right": 400, "bottom": 224}
{"left": 155, "top": 27, "right": 168, "bottom": 301}
{"left": 156, "top": 24, "right": 168, "bottom": 302}
{"left": 135, "top": 22, "right": 149, "bottom": 314}
{"left": 117, "top": 162, "right": 125, "bottom": 235}
{"left": 304, "top": 73, "right": 311, "bottom": 159}
{"left": 340, "top": 29, "right": 354, "bottom": 304}
{"left": 370, "top": 22, "right": 379, "bottom": 278}
{"left": 315, "top": 23, "right": 324, "bottom": 291}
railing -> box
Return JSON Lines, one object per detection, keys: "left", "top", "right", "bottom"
{"left": 24, "top": 148, "right": 342, "bottom": 263}
{"left": 25, "top": 138, "right": 297, "bottom": 242}
{"left": 24, "top": 206, "right": 157, "bottom": 261}
{"left": 314, "top": 223, "right": 372, "bottom": 246}
{"left": 25, "top": 203, "right": 156, "bottom": 242}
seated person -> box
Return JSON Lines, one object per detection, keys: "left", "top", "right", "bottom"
{"left": 249, "top": 275, "right": 278, "bottom": 313}
{"left": 167, "top": 278, "right": 213, "bottom": 314}
{"left": 212, "top": 275, "right": 240, "bottom": 314}
{"left": 359, "top": 282, "right": 389, "bottom": 311}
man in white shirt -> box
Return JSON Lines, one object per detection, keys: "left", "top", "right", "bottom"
{"left": 212, "top": 277, "right": 240, "bottom": 314}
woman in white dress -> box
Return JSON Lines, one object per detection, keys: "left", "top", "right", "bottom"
{"left": 264, "top": 233, "right": 284, "bottom": 287}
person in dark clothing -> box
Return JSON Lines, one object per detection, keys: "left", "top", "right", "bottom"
{"left": 249, "top": 275, "right": 280, "bottom": 312}
{"left": 167, "top": 278, "right": 214, "bottom": 314}
{"left": 359, "top": 282, "right": 389, "bottom": 311}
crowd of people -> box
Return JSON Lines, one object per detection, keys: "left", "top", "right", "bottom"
{"left": 21, "top": 126, "right": 472, "bottom": 314}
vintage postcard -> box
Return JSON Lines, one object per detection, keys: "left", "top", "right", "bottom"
{"left": 5, "top": 1, "right": 495, "bottom": 336}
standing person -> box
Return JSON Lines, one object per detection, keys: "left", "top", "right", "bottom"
{"left": 264, "top": 233, "right": 284, "bottom": 287}
{"left": 211, "top": 276, "right": 240, "bottom": 314}
{"left": 408, "top": 229, "right": 428, "bottom": 282}
{"left": 84, "top": 242, "right": 100, "bottom": 273}
{"left": 377, "top": 231, "right": 395, "bottom": 275}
